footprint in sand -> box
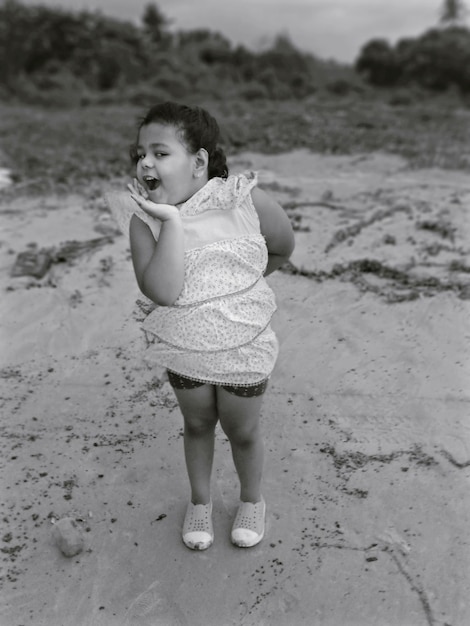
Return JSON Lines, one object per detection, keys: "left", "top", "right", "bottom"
{"left": 125, "top": 581, "right": 187, "bottom": 626}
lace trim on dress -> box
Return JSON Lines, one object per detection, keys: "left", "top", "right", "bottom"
{"left": 167, "top": 370, "right": 270, "bottom": 388}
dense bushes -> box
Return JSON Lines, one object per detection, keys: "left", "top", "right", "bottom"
{"left": 0, "top": 0, "right": 358, "bottom": 104}
{"left": 356, "top": 26, "right": 470, "bottom": 93}
{"left": 2, "top": 0, "right": 470, "bottom": 105}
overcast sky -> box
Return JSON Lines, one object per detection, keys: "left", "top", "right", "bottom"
{"left": 20, "top": 0, "right": 448, "bottom": 62}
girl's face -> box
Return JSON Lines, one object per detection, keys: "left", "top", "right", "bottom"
{"left": 135, "top": 122, "right": 205, "bottom": 205}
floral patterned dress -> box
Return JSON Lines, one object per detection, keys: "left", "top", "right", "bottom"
{"left": 106, "top": 172, "right": 279, "bottom": 387}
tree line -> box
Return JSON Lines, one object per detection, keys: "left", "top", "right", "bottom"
{"left": 0, "top": 0, "right": 469, "bottom": 105}
{"left": 0, "top": 0, "right": 355, "bottom": 103}
{"left": 356, "top": 0, "right": 470, "bottom": 93}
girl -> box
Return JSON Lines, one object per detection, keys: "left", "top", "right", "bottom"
{"left": 107, "top": 102, "right": 295, "bottom": 550}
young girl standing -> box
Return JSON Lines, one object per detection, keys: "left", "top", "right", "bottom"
{"left": 107, "top": 102, "right": 295, "bottom": 551}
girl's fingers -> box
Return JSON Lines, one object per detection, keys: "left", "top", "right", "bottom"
{"left": 128, "top": 180, "right": 149, "bottom": 200}
{"left": 134, "top": 179, "right": 148, "bottom": 198}
{"left": 130, "top": 194, "right": 153, "bottom": 213}
{"left": 127, "top": 183, "right": 174, "bottom": 218}
{"left": 129, "top": 192, "right": 145, "bottom": 207}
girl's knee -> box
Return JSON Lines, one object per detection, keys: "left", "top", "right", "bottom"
{"left": 184, "top": 414, "right": 217, "bottom": 437}
{"left": 222, "top": 421, "right": 260, "bottom": 447}
{"left": 217, "top": 390, "right": 263, "bottom": 446}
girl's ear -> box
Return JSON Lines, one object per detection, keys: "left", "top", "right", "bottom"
{"left": 194, "top": 148, "right": 209, "bottom": 178}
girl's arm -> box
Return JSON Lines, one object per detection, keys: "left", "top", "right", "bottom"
{"left": 251, "top": 187, "right": 295, "bottom": 275}
{"left": 129, "top": 210, "right": 185, "bottom": 306}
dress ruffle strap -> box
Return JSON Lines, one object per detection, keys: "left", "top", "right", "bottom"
{"left": 179, "top": 172, "right": 258, "bottom": 217}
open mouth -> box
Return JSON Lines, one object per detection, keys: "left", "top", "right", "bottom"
{"left": 143, "top": 176, "right": 160, "bottom": 191}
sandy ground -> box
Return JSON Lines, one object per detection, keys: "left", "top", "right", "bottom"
{"left": 1, "top": 150, "right": 469, "bottom": 626}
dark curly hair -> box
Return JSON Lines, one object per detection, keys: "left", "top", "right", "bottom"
{"left": 130, "top": 101, "right": 228, "bottom": 180}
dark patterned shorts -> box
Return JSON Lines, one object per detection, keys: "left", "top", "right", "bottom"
{"left": 167, "top": 370, "right": 268, "bottom": 397}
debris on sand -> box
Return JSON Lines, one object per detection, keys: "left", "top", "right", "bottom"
{"left": 10, "top": 248, "right": 52, "bottom": 279}
{"left": 10, "top": 237, "right": 114, "bottom": 279}
{"left": 52, "top": 237, "right": 114, "bottom": 264}
{"left": 52, "top": 518, "right": 84, "bottom": 558}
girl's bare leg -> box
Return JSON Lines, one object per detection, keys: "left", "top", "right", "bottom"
{"left": 216, "top": 388, "right": 265, "bottom": 503}
{"left": 173, "top": 384, "right": 218, "bottom": 505}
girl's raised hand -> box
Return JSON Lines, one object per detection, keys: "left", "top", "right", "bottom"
{"left": 127, "top": 179, "right": 180, "bottom": 222}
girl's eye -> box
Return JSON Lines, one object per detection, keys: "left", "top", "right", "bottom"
{"left": 136, "top": 151, "right": 167, "bottom": 160}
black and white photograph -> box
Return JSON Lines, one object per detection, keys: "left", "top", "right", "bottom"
{"left": 1, "top": 1, "right": 469, "bottom": 624}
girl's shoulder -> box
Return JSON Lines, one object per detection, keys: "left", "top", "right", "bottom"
{"left": 105, "top": 191, "right": 161, "bottom": 240}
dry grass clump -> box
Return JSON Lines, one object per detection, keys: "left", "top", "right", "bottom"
{"left": 1, "top": 93, "right": 469, "bottom": 197}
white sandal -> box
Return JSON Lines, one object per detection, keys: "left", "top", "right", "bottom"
{"left": 182, "top": 501, "right": 214, "bottom": 550}
{"left": 231, "top": 497, "right": 266, "bottom": 548}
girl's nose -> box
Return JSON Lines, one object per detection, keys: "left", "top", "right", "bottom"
{"left": 141, "top": 154, "right": 153, "bottom": 168}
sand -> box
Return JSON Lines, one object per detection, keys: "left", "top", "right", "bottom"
{"left": 1, "top": 151, "right": 469, "bottom": 626}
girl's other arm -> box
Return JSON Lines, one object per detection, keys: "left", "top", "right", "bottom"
{"left": 129, "top": 213, "right": 185, "bottom": 306}
{"left": 251, "top": 187, "right": 295, "bottom": 275}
